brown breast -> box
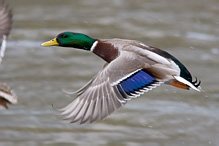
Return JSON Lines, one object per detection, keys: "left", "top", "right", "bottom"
{"left": 92, "top": 40, "right": 119, "bottom": 63}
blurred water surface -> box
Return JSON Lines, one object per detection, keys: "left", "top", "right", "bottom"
{"left": 0, "top": 0, "right": 218, "bottom": 145}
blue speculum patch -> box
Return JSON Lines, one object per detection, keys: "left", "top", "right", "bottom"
{"left": 117, "top": 70, "right": 156, "bottom": 97}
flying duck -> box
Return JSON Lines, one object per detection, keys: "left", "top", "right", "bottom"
{"left": 41, "top": 32, "right": 201, "bottom": 124}
{"left": 0, "top": 0, "right": 17, "bottom": 109}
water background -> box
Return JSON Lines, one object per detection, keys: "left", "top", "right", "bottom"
{"left": 0, "top": 0, "right": 218, "bottom": 145}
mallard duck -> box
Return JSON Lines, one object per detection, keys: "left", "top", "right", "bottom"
{"left": 0, "top": 0, "right": 17, "bottom": 109}
{"left": 41, "top": 32, "right": 201, "bottom": 124}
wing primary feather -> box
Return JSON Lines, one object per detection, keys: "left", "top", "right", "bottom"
{"left": 68, "top": 90, "right": 94, "bottom": 122}
{"left": 90, "top": 97, "right": 100, "bottom": 123}
{"left": 101, "top": 82, "right": 112, "bottom": 120}
{"left": 75, "top": 79, "right": 94, "bottom": 96}
{"left": 75, "top": 91, "right": 94, "bottom": 123}
{"left": 106, "top": 84, "right": 116, "bottom": 115}
{"left": 90, "top": 82, "right": 102, "bottom": 123}
{"left": 80, "top": 100, "right": 94, "bottom": 124}
{"left": 101, "top": 95, "right": 108, "bottom": 120}
{"left": 62, "top": 97, "right": 86, "bottom": 120}
{"left": 62, "top": 102, "right": 82, "bottom": 120}
{"left": 59, "top": 98, "right": 80, "bottom": 114}
{"left": 89, "top": 100, "right": 97, "bottom": 123}
{"left": 70, "top": 101, "right": 89, "bottom": 123}
{"left": 80, "top": 91, "right": 96, "bottom": 124}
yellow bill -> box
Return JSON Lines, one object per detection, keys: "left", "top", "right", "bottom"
{"left": 41, "top": 38, "right": 59, "bottom": 46}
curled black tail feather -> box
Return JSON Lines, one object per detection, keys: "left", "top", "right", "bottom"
{"left": 191, "top": 77, "right": 201, "bottom": 87}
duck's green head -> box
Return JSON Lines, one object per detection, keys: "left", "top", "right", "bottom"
{"left": 41, "top": 32, "right": 97, "bottom": 51}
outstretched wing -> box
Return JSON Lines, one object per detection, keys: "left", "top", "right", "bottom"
{"left": 0, "top": 1, "right": 16, "bottom": 110}
{"left": 59, "top": 51, "right": 164, "bottom": 124}
{"left": 0, "top": 0, "right": 12, "bottom": 63}
{"left": 0, "top": 82, "right": 17, "bottom": 109}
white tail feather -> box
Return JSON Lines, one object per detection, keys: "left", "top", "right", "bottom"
{"left": 174, "top": 76, "right": 201, "bottom": 92}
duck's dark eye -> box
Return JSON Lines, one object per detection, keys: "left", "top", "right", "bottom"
{"left": 61, "top": 34, "right": 67, "bottom": 38}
